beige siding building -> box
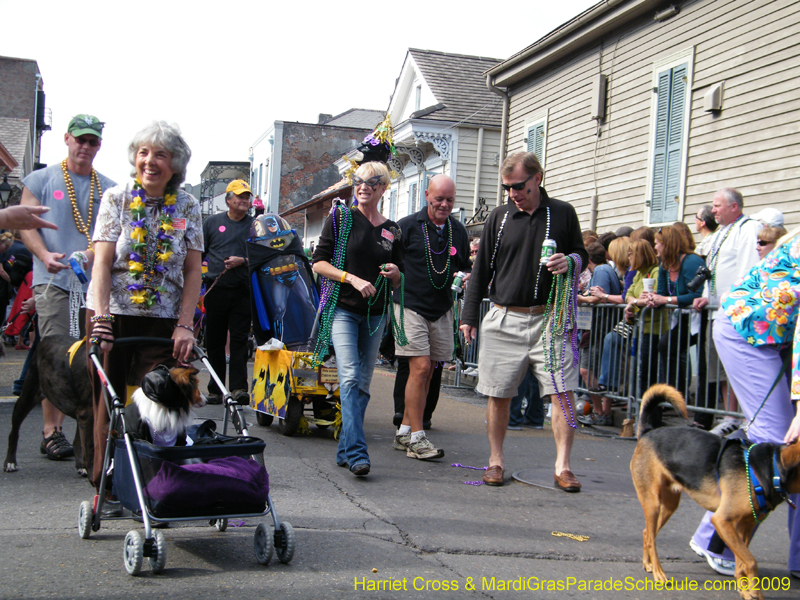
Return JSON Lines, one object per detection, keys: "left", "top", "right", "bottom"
{"left": 384, "top": 49, "right": 503, "bottom": 224}
{"left": 487, "top": 0, "right": 800, "bottom": 232}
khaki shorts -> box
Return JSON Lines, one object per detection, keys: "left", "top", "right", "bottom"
{"left": 475, "top": 305, "right": 580, "bottom": 398}
{"left": 394, "top": 306, "right": 454, "bottom": 362}
{"left": 32, "top": 284, "right": 71, "bottom": 338}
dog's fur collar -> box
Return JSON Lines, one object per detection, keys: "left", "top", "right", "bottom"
{"left": 132, "top": 388, "right": 195, "bottom": 439}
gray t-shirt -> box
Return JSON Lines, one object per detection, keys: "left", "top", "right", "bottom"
{"left": 23, "top": 163, "right": 116, "bottom": 291}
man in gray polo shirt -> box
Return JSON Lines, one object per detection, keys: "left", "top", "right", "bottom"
{"left": 19, "top": 114, "right": 116, "bottom": 460}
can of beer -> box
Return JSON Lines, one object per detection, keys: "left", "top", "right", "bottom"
{"left": 541, "top": 239, "right": 557, "bottom": 263}
{"left": 451, "top": 271, "right": 467, "bottom": 293}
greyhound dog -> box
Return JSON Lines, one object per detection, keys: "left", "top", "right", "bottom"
{"left": 4, "top": 335, "right": 94, "bottom": 475}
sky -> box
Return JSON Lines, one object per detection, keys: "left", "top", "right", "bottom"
{"left": 0, "top": 0, "right": 599, "bottom": 187}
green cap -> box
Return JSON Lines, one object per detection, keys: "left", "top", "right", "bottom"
{"left": 67, "top": 114, "right": 104, "bottom": 139}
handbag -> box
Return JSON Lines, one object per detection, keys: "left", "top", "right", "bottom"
{"left": 612, "top": 319, "right": 635, "bottom": 340}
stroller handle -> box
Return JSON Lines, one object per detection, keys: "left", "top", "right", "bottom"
{"left": 88, "top": 336, "right": 206, "bottom": 361}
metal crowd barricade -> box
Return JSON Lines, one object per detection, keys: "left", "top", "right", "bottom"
{"left": 575, "top": 302, "right": 742, "bottom": 425}
{"left": 446, "top": 298, "right": 491, "bottom": 389}
{"left": 452, "top": 297, "right": 743, "bottom": 427}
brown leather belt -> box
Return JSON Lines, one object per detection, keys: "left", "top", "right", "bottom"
{"left": 494, "top": 304, "right": 546, "bottom": 315}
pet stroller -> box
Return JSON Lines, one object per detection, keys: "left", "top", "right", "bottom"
{"left": 247, "top": 213, "right": 340, "bottom": 436}
{"left": 77, "top": 337, "right": 295, "bottom": 575}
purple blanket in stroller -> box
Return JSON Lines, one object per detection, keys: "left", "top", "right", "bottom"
{"left": 143, "top": 456, "right": 269, "bottom": 517}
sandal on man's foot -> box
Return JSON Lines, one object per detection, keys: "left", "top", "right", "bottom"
{"left": 40, "top": 430, "right": 74, "bottom": 460}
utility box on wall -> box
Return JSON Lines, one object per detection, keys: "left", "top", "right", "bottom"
{"left": 591, "top": 74, "right": 608, "bottom": 121}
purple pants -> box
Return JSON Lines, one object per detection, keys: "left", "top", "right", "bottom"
{"left": 691, "top": 312, "right": 800, "bottom": 571}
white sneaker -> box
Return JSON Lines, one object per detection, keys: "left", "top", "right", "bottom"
{"left": 406, "top": 434, "right": 444, "bottom": 460}
{"left": 710, "top": 417, "right": 742, "bottom": 437}
{"left": 689, "top": 538, "right": 736, "bottom": 576}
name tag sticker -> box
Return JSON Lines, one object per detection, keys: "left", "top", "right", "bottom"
{"left": 381, "top": 229, "right": 394, "bottom": 242}
{"left": 173, "top": 219, "right": 186, "bottom": 231}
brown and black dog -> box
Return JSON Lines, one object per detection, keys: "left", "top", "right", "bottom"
{"left": 631, "top": 384, "right": 800, "bottom": 600}
{"left": 4, "top": 335, "right": 94, "bottom": 475}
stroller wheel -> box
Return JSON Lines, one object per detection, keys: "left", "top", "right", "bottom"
{"left": 254, "top": 522, "right": 273, "bottom": 565}
{"left": 123, "top": 530, "right": 144, "bottom": 575}
{"left": 274, "top": 521, "right": 296, "bottom": 564}
{"left": 216, "top": 518, "right": 228, "bottom": 532}
{"left": 149, "top": 529, "right": 167, "bottom": 573}
{"left": 78, "top": 500, "right": 93, "bottom": 539}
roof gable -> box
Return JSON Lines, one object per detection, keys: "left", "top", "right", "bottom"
{"left": 388, "top": 49, "right": 503, "bottom": 128}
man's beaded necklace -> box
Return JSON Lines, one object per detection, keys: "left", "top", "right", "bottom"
{"left": 60, "top": 159, "right": 101, "bottom": 249}
{"left": 489, "top": 206, "right": 551, "bottom": 301}
{"left": 707, "top": 214, "right": 746, "bottom": 296}
{"left": 421, "top": 219, "right": 452, "bottom": 289}
{"left": 542, "top": 253, "right": 582, "bottom": 429}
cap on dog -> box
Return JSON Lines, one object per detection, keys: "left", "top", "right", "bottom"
{"left": 140, "top": 365, "right": 184, "bottom": 410}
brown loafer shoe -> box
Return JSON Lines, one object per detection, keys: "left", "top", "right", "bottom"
{"left": 483, "top": 465, "right": 504, "bottom": 486}
{"left": 554, "top": 470, "right": 581, "bottom": 492}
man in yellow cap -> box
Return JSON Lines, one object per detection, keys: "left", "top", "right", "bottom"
{"left": 201, "top": 180, "right": 254, "bottom": 403}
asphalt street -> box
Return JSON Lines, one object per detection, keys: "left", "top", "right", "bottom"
{"left": 0, "top": 345, "right": 797, "bottom": 600}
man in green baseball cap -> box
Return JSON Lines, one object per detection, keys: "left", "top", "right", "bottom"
{"left": 16, "top": 113, "right": 115, "bottom": 463}
{"left": 67, "top": 114, "right": 105, "bottom": 139}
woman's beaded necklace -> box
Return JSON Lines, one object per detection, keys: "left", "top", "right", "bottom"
{"left": 421, "top": 219, "right": 452, "bottom": 289}
{"left": 126, "top": 179, "right": 177, "bottom": 307}
{"left": 60, "top": 159, "right": 101, "bottom": 249}
{"left": 312, "top": 201, "right": 352, "bottom": 366}
{"left": 542, "top": 253, "right": 582, "bottom": 429}
{"left": 667, "top": 268, "right": 678, "bottom": 297}
{"left": 311, "top": 203, "right": 408, "bottom": 365}
{"left": 366, "top": 270, "right": 409, "bottom": 345}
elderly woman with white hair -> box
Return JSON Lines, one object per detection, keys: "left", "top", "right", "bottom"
{"left": 312, "top": 161, "right": 403, "bottom": 477}
{"left": 86, "top": 121, "right": 203, "bottom": 495}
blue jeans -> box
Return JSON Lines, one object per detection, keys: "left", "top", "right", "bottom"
{"left": 508, "top": 369, "right": 544, "bottom": 426}
{"left": 598, "top": 330, "right": 626, "bottom": 389}
{"left": 330, "top": 307, "right": 386, "bottom": 471}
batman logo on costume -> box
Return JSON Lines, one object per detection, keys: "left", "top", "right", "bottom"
{"left": 269, "top": 238, "right": 287, "bottom": 249}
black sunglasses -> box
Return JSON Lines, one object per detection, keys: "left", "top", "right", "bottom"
{"left": 757, "top": 240, "right": 772, "bottom": 247}
{"left": 352, "top": 175, "right": 384, "bottom": 190}
{"left": 501, "top": 175, "right": 533, "bottom": 192}
{"left": 72, "top": 135, "right": 100, "bottom": 147}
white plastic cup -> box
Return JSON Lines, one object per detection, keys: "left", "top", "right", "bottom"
{"left": 643, "top": 278, "right": 655, "bottom": 293}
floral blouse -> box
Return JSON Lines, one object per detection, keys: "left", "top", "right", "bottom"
{"left": 720, "top": 232, "right": 800, "bottom": 398}
{"left": 87, "top": 181, "right": 204, "bottom": 319}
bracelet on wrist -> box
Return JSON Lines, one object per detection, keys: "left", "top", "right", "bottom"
{"left": 175, "top": 323, "right": 194, "bottom": 333}
{"left": 340, "top": 271, "right": 348, "bottom": 284}
{"left": 91, "top": 314, "right": 114, "bottom": 323}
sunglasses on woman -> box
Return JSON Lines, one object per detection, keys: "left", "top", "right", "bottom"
{"left": 757, "top": 240, "right": 772, "bottom": 247}
{"left": 352, "top": 175, "right": 384, "bottom": 190}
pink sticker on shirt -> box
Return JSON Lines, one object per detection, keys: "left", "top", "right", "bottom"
{"left": 218, "top": 225, "right": 226, "bottom": 233}
{"left": 450, "top": 246, "right": 457, "bottom": 256}
{"left": 53, "top": 190, "right": 64, "bottom": 200}
{"left": 173, "top": 219, "right": 186, "bottom": 231}
{"left": 381, "top": 229, "right": 394, "bottom": 242}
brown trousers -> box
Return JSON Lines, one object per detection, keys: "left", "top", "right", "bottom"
{"left": 86, "top": 311, "right": 176, "bottom": 491}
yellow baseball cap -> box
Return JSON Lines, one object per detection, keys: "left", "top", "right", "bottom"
{"left": 226, "top": 180, "right": 252, "bottom": 196}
